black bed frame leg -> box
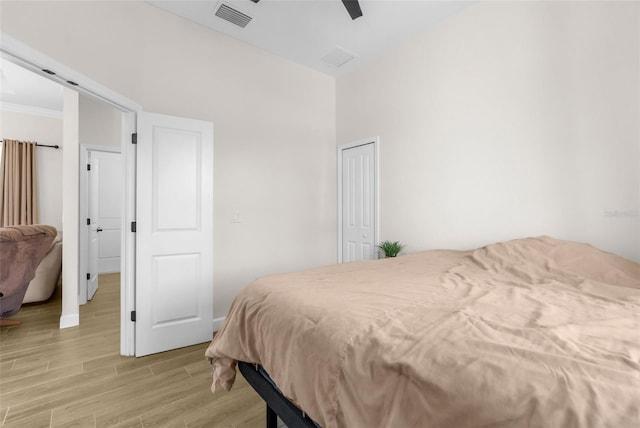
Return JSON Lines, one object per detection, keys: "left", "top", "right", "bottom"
{"left": 266, "top": 405, "right": 278, "bottom": 428}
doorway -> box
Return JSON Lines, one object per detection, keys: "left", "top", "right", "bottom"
{"left": 2, "top": 35, "right": 214, "bottom": 357}
{"left": 79, "top": 146, "right": 122, "bottom": 305}
{"left": 1, "top": 34, "right": 140, "bottom": 355}
{"left": 338, "top": 138, "right": 379, "bottom": 263}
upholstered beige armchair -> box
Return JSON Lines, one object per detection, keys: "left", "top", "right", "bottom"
{"left": 23, "top": 232, "right": 62, "bottom": 303}
{"left": 0, "top": 225, "right": 56, "bottom": 326}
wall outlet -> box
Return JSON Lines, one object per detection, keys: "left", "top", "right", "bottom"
{"left": 231, "top": 211, "right": 241, "bottom": 223}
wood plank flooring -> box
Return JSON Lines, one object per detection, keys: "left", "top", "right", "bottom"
{"left": 0, "top": 274, "right": 265, "bottom": 428}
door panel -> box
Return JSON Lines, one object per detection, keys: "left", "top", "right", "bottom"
{"left": 87, "top": 151, "right": 101, "bottom": 300}
{"left": 94, "top": 151, "right": 122, "bottom": 273}
{"left": 152, "top": 254, "right": 200, "bottom": 324}
{"left": 85, "top": 149, "right": 121, "bottom": 302}
{"left": 154, "top": 133, "right": 200, "bottom": 231}
{"left": 136, "top": 112, "right": 213, "bottom": 357}
{"left": 99, "top": 229, "right": 120, "bottom": 269}
{"left": 342, "top": 143, "right": 376, "bottom": 262}
{"left": 88, "top": 220, "right": 99, "bottom": 300}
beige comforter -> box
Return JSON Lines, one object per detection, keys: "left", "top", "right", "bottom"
{"left": 206, "top": 237, "right": 640, "bottom": 427}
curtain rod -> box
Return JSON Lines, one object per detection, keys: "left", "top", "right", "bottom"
{"left": 0, "top": 140, "right": 60, "bottom": 149}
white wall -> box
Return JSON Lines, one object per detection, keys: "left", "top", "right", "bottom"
{"left": 337, "top": 1, "right": 639, "bottom": 261}
{"left": 0, "top": 1, "right": 337, "bottom": 317}
{"left": 0, "top": 91, "right": 113, "bottom": 238}
{"left": 60, "top": 87, "right": 79, "bottom": 328}
{"left": 79, "top": 94, "right": 121, "bottom": 148}
{"left": 0, "top": 109, "right": 63, "bottom": 230}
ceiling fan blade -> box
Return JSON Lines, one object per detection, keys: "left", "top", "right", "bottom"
{"left": 342, "top": 0, "right": 363, "bottom": 20}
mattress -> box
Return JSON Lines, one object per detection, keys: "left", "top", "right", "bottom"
{"left": 206, "top": 236, "right": 640, "bottom": 427}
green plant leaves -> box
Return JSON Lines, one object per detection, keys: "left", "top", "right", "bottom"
{"left": 378, "top": 240, "right": 405, "bottom": 257}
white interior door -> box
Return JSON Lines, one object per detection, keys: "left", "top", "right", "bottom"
{"left": 341, "top": 142, "right": 376, "bottom": 262}
{"left": 87, "top": 210, "right": 99, "bottom": 301}
{"left": 135, "top": 112, "right": 214, "bottom": 357}
{"left": 92, "top": 151, "right": 122, "bottom": 274}
{"left": 87, "top": 150, "right": 122, "bottom": 300}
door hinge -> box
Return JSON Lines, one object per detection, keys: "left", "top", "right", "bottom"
{"left": 131, "top": 221, "right": 136, "bottom": 232}
{"left": 131, "top": 311, "right": 136, "bottom": 322}
{"left": 87, "top": 218, "right": 91, "bottom": 225}
{"left": 131, "top": 133, "right": 137, "bottom": 145}
{"left": 87, "top": 163, "right": 91, "bottom": 171}
{"left": 86, "top": 273, "right": 90, "bottom": 280}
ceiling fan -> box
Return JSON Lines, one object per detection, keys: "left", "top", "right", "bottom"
{"left": 341, "top": 0, "right": 363, "bottom": 20}
{"left": 249, "top": 0, "right": 363, "bottom": 20}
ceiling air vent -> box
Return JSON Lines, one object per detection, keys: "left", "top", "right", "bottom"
{"left": 214, "top": 2, "right": 252, "bottom": 28}
{"left": 321, "top": 48, "right": 356, "bottom": 69}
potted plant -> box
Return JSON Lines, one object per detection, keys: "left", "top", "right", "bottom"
{"left": 378, "top": 240, "right": 405, "bottom": 258}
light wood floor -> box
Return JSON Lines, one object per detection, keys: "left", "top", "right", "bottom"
{"left": 0, "top": 274, "right": 265, "bottom": 428}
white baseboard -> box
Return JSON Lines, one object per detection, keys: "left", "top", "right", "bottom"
{"left": 212, "top": 317, "right": 225, "bottom": 332}
{"left": 59, "top": 313, "right": 79, "bottom": 329}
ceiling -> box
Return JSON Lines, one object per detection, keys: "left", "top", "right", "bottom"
{"left": 0, "top": 1, "right": 471, "bottom": 112}
{"left": 0, "top": 58, "right": 63, "bottom": 113}
{"left": 147, "top": 0, "right": 472, "bottom": 76}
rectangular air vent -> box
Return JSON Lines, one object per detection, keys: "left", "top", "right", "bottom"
{"left": 215, "top": 3, "right": 252, "bottom": 28}
{"left": 321, "top": 48, "right": 356, "bottom": 69}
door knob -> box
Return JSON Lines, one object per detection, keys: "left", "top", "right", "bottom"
{"left": 97, "top": 227, "right": 103, "bottom": 232}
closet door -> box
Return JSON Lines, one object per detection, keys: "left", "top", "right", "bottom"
{"left": 341, "top": 141, "right": 376, "bottom": 262}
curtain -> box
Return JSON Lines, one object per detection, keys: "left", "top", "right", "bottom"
{"left": 0, "top": 139, "right": 39, "bottom": 226}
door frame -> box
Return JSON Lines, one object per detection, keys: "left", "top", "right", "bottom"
{"left": 337, "top": 137, "right": 380, "bottom": 263}
{"left": 79, "top": 145, "right": 121, "bottom": 305}
{"left": 1, "top": 33, "right": 140, "bottom": 355}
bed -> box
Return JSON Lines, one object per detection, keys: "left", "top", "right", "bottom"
{"left": 206, "top": 236, "right": 640, "bottom": 427}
